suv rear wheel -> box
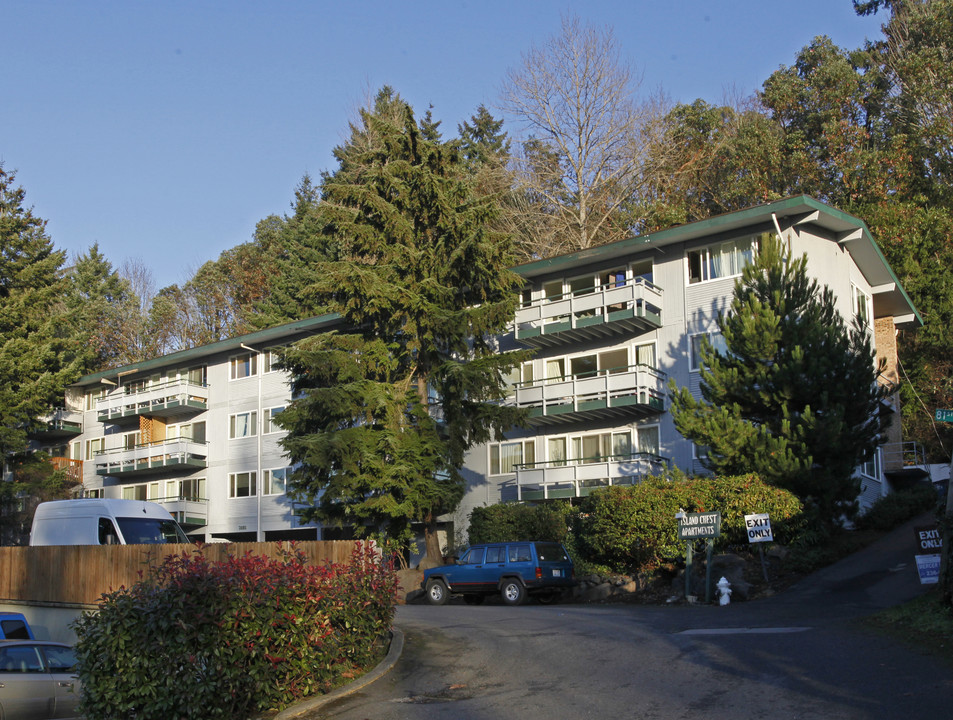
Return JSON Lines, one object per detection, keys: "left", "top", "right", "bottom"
{"left": 426, "top": 578, "right": 449, "bottom": 606}
{"left": 500, "top": 578, "right": 526, "bottom": 606}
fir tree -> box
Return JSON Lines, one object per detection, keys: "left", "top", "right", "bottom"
{"left": 277, "top": 89, "right": 528, "bottom": 561}
{"left": 669, "top": 237, "right": 889, "bottom": 526}
{"left": 0, "top": 164, "right": 82, "bottom": 457}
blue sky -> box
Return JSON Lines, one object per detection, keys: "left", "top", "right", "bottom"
{"left": 4, "top": 1, "right": 885, "bottom": 289}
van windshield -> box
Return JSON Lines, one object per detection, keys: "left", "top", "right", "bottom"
{"left": 115, "top": 517, "right": 189, "bottom": 544}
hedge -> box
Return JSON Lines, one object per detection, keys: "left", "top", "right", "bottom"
{"left": 72, "top": 543, "right": 398, "bottom": 720}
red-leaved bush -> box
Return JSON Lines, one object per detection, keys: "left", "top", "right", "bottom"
{"left": 72, "top": 542, "right": 398, "bottom": 720}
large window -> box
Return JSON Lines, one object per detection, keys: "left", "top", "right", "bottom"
{"left": 688, "top": 235, "right": 761, "bottom": 284}
{"left": 229, "top": 411, "right": 258, "bottom": 439}
{"left": 85, "top": 437, "right": 104, "bottom": 460}
{"left": 166, "top": 477, "right": 206, "bottom": 500}
{"left": 168, "top": 421, "right": 206, "bottom": 443}
{"left": 229, "top": 472, "right": 257, "bottom": 498}
{"left": 264, "top": 467, "right": 290, "bottom": 495}
{"left": 571, "top": 432, "right": 631, "bottom": 463}
{"left": 230, "top": 353, "right": 258, "bottom": 380}
{"left": 265, "top": 407, "right": 284, "bottom": 434}
{"left": 690, "top": 332, "right": 728, "bottom": 371}
{"left": 490, "top": 440, "right": 536, "bottom": 475}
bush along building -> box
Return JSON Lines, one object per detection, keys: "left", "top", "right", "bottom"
{"left": 30, "top": 197, "right": 921, "bottom": 543}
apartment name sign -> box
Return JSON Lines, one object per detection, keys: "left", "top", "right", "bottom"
{"left": 678, "top": 512, "right": 721, "bottom": 539}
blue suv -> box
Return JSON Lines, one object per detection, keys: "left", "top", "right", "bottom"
{"left": 423, "top": 541, "right": 574, "bottom": 606}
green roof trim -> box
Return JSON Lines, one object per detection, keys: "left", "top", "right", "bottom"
{"left": 74, "top": 313, "right": 342, "bottom": 387}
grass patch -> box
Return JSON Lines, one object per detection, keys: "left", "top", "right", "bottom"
{"left": 866, "top": 589, "right": 953, "bottom": 666}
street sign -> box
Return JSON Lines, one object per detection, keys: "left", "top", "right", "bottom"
{"left": 914, "top": 525, "right": 942, "bottom": 585}
{"left": 744, "top": 513, "right": 773, "bottom": 543}
{"left": 678, "top": 511, "right": 721, "bottom": 539}
{"left": 936, "top": 409, "right": 953, "bottom": 423}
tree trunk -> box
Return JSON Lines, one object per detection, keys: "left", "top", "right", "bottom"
{"left": 423, "top": 519, "right": 444, "bottom": 565}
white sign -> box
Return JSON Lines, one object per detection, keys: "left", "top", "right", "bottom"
{"left": 744, "top": 513, "right": 773, "bottom": 543}
{"left": 915, "top": 554, "right": 941, "bottom": 585}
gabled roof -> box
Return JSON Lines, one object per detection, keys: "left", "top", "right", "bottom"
{"left": 513, "top": 195, "right": 921, "bottom": 328}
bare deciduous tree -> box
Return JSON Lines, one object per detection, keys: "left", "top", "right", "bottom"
{"left": 502, "top": 14, "right": 666, "bottom": 257}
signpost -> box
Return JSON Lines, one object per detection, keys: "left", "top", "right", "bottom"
{"left": 745, "top": 513, "right": 773, "bottom": 583}
{"left": 936, "top": 410, "right": 953, "bottom": 596}
{"left": 677, "top": 511, "right": 721, "bottom": 603}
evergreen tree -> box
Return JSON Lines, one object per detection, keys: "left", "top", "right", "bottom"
{"left": 65, "top": 243, "right": 135, "bottom": 372}
{"left": 458, "top": 104, "right": 510, "bottom": 168}
{"left": 277, "top": 89, "right": 527, "bottom": 561}
{"left": 669, "top": 237, "right": 889, "bottom": 526}
{"left": 0, "top": 164, "right": 81, "bottom": 457}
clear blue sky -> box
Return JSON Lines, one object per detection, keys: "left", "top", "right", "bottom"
{"left": 4, "top": 0, "right": 885, "bottom": 289}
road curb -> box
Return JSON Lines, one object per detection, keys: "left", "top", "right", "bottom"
{"left": 271, "top": 627, "right": 404, "bottom": 719}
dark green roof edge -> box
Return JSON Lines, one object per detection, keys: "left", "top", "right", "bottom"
{"left": 74, "top": 313, "right": 342, "bottom": 387}
{"left": 513, "top": 194, "right": 921, "bottom": 324}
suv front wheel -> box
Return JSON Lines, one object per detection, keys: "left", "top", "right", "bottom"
{"left": 426, "top": 578, "right": 449, "bottom": 606}
{"left": 500, "top": 578, "right": 526, "bottom": 606}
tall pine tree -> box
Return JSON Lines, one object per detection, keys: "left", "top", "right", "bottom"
{"left": 0, "top": 164, "right": 82, "bottom": 457}
{"left": 277, "top": 89, "right": 527, "bottom": 561}
{"left": 669, "top": 237, "right": 888, "bottom": 526}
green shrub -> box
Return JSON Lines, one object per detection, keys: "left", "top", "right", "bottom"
{"left": 854, "top": 482, "right": 938, "bottom": 532}
{"left": 468, "top": 501, "right": 571, "bottom": 544}
{"left": 575, "top": 474, "right": 803, "bottom": 573}
{"left": 72, "top": 543, "right": 397, "bottom": 720}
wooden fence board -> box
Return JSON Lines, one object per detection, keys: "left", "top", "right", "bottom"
{"left": 0, "top": 541, "right": 361, "bottom": 606}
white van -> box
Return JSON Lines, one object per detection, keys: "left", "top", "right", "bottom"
{"left": 30, "top": 499, "right": 190, "bottom": 546}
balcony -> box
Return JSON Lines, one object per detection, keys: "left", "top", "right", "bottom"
{"left": 94, "top": 438, "right": 208, "bottom": 477}
{"left": 49, "top": 457, "right": 83, "bottom": 485}
{"left": 515, "top": 452, "right": 667, "bottom": 500}
{"left": 31, "top": 408, "right": 83, "bottom": 439}
{"left": 154, "top": 496, "right": 208, "bottom": 529}
{"left": 515, "top": 279, "right": 662, "bottom": 349}
{"left": 513, "top": 365, "right": 665, "bottom": 427}
{"left": 97, "top": 379, "right": 208, "bottom": 425}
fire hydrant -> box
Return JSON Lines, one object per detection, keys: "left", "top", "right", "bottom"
{"left": 716, "top": 576, "right": 732, "bottom": 606}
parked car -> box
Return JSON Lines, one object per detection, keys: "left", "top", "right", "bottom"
{"left": 0, "top": 613, "right": 35, "bottom": 640}
{"left": 423, "top": 541, "right": 574, "bottom": 606}
{"left": 0, "top": 640, "right": 81, "bottom": 719}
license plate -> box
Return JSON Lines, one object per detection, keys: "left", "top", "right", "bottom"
{"left": 552, "top": 569, "right": 562, "bottom": 577}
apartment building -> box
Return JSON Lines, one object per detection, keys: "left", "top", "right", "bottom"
{"left": 31, "top": 196, "right": 920, "bottom": 543}
{"left": 451, "top": 196, "right": 920, "bottom": 534}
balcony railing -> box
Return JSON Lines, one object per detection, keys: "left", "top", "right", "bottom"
{"left": 515, "top": 452, "right": 667, "bottom": 500}
{"left": 97, "top": 379, "right": 208, "bottom": 423}
{"left": 94, "top": 438, "right": 208, "bottom": 477}
{"left": 515, "top": 279, "right": 663, "bottom": 348}
{"left": 152, "top": 495, "right": 208, "bottom": 528}
{"left": 49, "top": 457, "right": 83, "bottom": 484}
{"left": 512, "top": 364, "right": 665, "bottom": 426}
{"left": 31, "top": 408, "right": 83, "bottom": 439}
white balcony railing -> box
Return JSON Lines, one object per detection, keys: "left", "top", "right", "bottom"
{"left": 96, "top": 378, "right": 208, "bottom": 419}
{"left": 512, "top": 364, "right": 665, "bottom": 419}
{"left": 515, "top": 279, "right": 662, "bottom": 341}
{"left": 94, "top": 438, "right": 208, "bottom": 476}
{"left": 515, "top": 452, "right": 666, "bottom": 500}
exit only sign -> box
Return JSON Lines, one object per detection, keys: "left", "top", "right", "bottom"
{"left": 937, "top": 409, "right": 953, "bottom": 423}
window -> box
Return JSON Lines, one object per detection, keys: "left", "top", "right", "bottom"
{"left": 230, "top": 352, "right": 257, "bottom": 380}
{"left": 545, "top": 358, "right": 566, "bottom": 383}
{"left": 631, "top": 259, "right": 653, "bottom": 284}
{"left": 229, "top": 472, "right": 257, "bottom": 498}
{"left": 263, "top": 348, "right": 282, "bottom": 373}
{"left": 637, "top": 425, "right": 660, "bottom": 456}
{"left": 85, "top": 437, "right": 104, "bottom": 460}
{"left": 543, "top": 280, "right": 563, "bottom": 302}
{"left": 265, "top": 407, "right": 285, "bottom": 434}
{"left": 852, "top": 284, "right": 871, "bottom": 327}
{"left": 568, "top": 275, "right": 596, "bottom": 296}
{"left": 548, "top": 437, "right": 567, "bottom": 467}
{"left": 187, "top": 365, "right": 207, "bottom": 386}
{"left": 85, "top": 387, "right": 105, "bottom": 411}
{"left": 123, "top": 431, "right": 140, "bottom": 450}
{"left": 688, "top": 235, "right": 761, "bottom": 284}
{"left": 486, "top": 546, "right": 505, "bottom": 563}
{"left": 861, "top": 450, "right": 880, "bottom": 479}
{"left": 690, "top": 332, "right": 727, "bottom": 371}
{"left": 168, "top": 421, "right": 206, "bottom": 443}
{"left": 601, "top": 268, "right": 626, "bottom": 289}
{"left": 122, "top": 484, "right": 148, "bottom": 501}
{"left": 635, "top": 343, "right": 656, "bottom": 369}
{"left": 460, "top": 547, "right": 485, "bottom": 564}
{"left": 264, "top": 467, "right": 290, "bottom": 495}
{"left": 84, "top": 487, "right": 104, "bottom": 499}
{"left": 167, "top": 477, "right": 206, "bottom": 500}
{"left": 571, "top": 431, "right": 631, "bottom": 463}
{"left": 693, "top": 444, "right": 710, "bottom": 461}
{"left": 489, "top": 440, "right": 536, "bottom": 475}
{"left": 229, "top": 411, "right": 258, "bottom": 439}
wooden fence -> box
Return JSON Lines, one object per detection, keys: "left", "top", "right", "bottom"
{"left": 0, "top": 541, "right": 362, "bottom": 607}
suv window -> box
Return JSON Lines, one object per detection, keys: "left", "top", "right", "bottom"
{"left": 535, "top": 542, "right": 569, "bottom": 562}
{"left": 508, "top": 544, "right": 532, "bottom": 563}
{"left": 461, "top": 547, "right": 485, "bottom": 564}
{"left": 486, "top": 546, "right": 504, "bottom": 563}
